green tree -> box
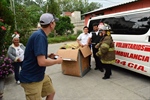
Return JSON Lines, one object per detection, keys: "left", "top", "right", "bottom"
{"left": 0, "top": 1, "right": 14, "bottom": 27}
{"left": 58, "top": 0, "right": 102, "bottom": 14}
{"left": 35, "top": 0, "right": 46, "bottom": 7}
{"left": 0, "top": 1, "right": 14, "bottom": 53}
{"left": 44, "top": 0, "right": 60, "bottom": 16}
{"left": 14, "top": 3, "right": 34, "bottom": 45}
{"left": 15, "top": 0, "right": 24, "bottom": 4}
{"left": 1, "top": 0, "right": 10, "bottom": 6}
{"left": 15, "top": 4, "right": 31, "bottom": 30}
{"left": 55, "top": 16, "right": 74, "bottom": 35}
{"left": 24, "top": 0, "right": 38, "bottom": 6}
{"left": 26, "top": 4, "right": 42, "bottom": 27}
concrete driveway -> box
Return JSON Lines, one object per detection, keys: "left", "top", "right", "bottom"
{"left": 2, "top": 42, "right": 150, "bottom": 100}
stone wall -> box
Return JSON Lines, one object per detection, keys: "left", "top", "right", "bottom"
{"left": 62, "top": 11, "right": 85, "bottom": 34}
{"left": 70, "top": 11, "right": 84, "bottom": 34}
{"left": 71, "top": 20, "right": 84, "bottom": 34}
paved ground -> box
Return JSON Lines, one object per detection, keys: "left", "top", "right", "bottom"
{"left": 1, "top": 42, "right": 150, "bottom": 100}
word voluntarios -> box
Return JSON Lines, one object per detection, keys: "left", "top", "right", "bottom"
{"left": 115, "top": 42, "right": 150, "bottom": 52}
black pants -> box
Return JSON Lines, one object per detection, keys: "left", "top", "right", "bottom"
{"left": 103, "top": 64, "right": 112, "bottom": 77}
{"left": 89, "top": 45, "right": 91, "bottom": 67}
{"left": 12, "top": 62, "right": 22, "bottom": 81}
{"left": 92, "top": 44, "right": 103, "bottom": 69}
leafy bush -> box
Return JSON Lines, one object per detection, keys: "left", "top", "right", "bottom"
{"left": 0, "top": 18, "right": 14, "bottom": 78}
{"left": 68, "top": 35, "right": 77, "bottom": 40}
{"left": 0, "top": 53, "right": 14, "bottom": 78}
{"left": 48, "top": 32, "right": 55, "bottom": 38}
{"left": 0, "top": 1, "right": 14, "bottom": 30}
{"left": 55, "top": 16, "right": 74, "bottom": 35}
{"left": 19, "top": 30, "right": 32, "bottom": 46}
{"left": 0, "top": 2, "right": 14, "bottom": 54}
{"left": 0, "top": 18, "right": 9, "bottom": 55}
{"left": 77, "top": 30, "right": 83, "bottom": 35}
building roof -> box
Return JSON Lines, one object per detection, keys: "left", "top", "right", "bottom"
{"left": 82, "top": 0, "right": 138, "bottom": 15}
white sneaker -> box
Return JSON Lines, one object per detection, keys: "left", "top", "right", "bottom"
{"left": 16, "top": 81, "right": 20, "bottom": 84}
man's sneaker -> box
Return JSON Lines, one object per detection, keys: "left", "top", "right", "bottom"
{"left": 16, "top": 81, "right": 20, "bottom": 84}
{"left": 94, "top": 68, "right": 99, "bottom": 70}
{"left": 102, "top": 76, "right": 110, "bottom": 79}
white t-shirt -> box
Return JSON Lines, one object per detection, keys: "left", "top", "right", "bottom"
{"left": 77, "top": 33, "right": 90, "bottom": 45}
{"left": 15, "top": 46, "right": 24, "bottom": 61}
{"left": 89, "top": 31, "right": 99, "bottom": 38}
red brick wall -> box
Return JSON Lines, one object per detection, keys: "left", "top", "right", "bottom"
{"left": 63, "top": 12, "right": 72, "bottom": 16}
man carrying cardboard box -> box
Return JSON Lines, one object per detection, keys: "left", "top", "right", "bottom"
{"left": 77, "top": 26, "right": 91, "bottom": 68}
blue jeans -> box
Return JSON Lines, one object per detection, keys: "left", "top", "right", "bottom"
{"left": 12, "top": 62, "right": 22, "bottom": 81}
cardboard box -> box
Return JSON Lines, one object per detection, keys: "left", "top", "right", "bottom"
{"left": 57, "top": 46, "right": 92, "bottom": 77}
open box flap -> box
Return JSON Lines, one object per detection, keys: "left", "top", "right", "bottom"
{"left": 79, "top": 46, "right": 92, "bottom": 58}
{"left": 56, "top": 49, "right": 79, "bottom": 61}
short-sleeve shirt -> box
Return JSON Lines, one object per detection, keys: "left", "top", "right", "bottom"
{"left": 15, "top": 46, "right": 24, "bottom": 61}
{"left": 20, "top": 29, "right": 47, "bottom": 83}
{"left": 89, "top": 31, "right": 99, "bottom": 38}
{"left": 77, "top": 33, "right": 90, "bottom": 45}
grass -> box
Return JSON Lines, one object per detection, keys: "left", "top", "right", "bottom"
{"left": 48, "top": 34, "right": 78, "bottom": 43}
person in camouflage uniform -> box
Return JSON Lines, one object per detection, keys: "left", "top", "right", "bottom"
{"left": 96, "top": 23, "right": 115, "bottom": 79}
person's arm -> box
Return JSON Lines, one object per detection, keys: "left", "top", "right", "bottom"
{"left": 87, "top": 38, "right": 91, "bottom": 45}
{"left": 20, "top": 43, "right": 26, "bottom": 50}
{"left": 87, "top": 33, "right": 92, "bottom": 45}
{"left": 77, "top": 39, "right": 83, "bottom": 47}
{"left": 77, "top": 34, "right": 83, "bottom": 47}
{"left": 37, "top": 55, "right": 62, "bottom": 67}
{"left": 95, "top": 43, "right": 100, "bottom": 49}
{"left": 34, "top": 35, "right": 62, "bottom": 67}
{"left": 7, "top": 46, "right": 18, "bottom": 62}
